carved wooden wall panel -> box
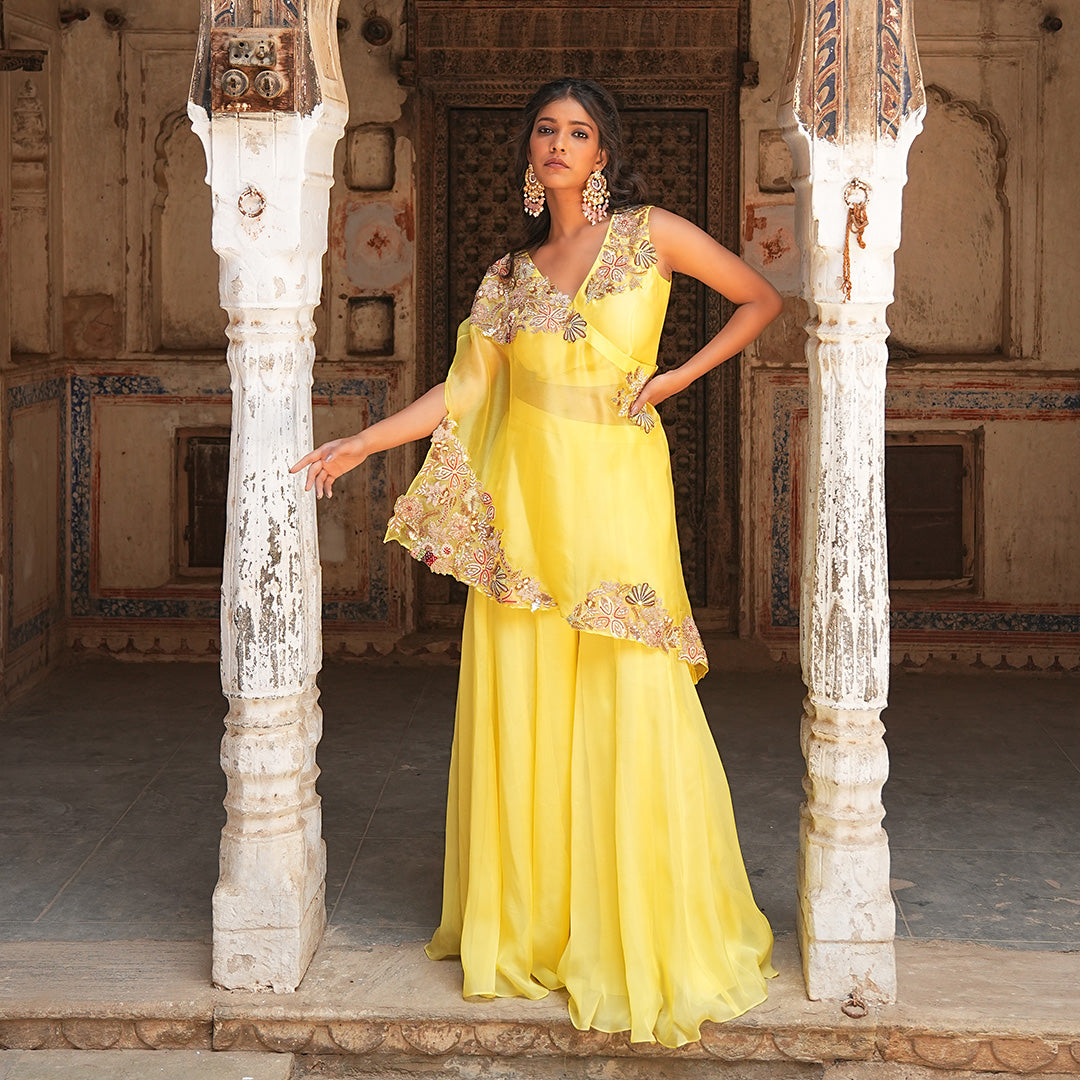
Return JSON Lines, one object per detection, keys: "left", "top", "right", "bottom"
{"left": 412, "top": 1, "right": 745, "bottom": 630}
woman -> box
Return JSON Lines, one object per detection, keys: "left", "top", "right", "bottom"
{"left": 292, "top": 78, "right": 783, "bottom": 1048}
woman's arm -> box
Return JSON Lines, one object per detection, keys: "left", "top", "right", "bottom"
{"left": 290, "top": 382, "right": 448, "bottom": 499}
{"left": 632, "top": 207, "right": 783, "bottom": 413}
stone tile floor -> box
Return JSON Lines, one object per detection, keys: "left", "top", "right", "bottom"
{"left": 1, "top": 659, "right": 1078, "bottom": 950}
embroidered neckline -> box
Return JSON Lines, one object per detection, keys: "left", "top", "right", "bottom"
{"left": 522, "top": 213, "right": 615, "bottom": 303}
{"left": 583, "top": 206, "right": 658, "bottom": 304}
{"left": 470, "top": 206, "right": 658, "bottom": 345}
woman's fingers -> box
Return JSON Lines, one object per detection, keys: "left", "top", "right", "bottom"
{"left": 291, "top": 439, "right": 340, "bottom": 475}
{"left": 291, "top": 445, "right": 328, "bottom": 473}
{"left": 630, "top": 385, "right": 653, "bottom": 415}
{"left": 292, "top": 438, "right": 359, "bottom": 498}
{"left": 631, "top": 371, "right": 676, "bottom": 415}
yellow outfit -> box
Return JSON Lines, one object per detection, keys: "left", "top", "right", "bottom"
{"left": 386, "top": 206, "right": 775, "bottom": 1047}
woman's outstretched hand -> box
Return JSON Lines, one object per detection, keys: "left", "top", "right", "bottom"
{"left": 290, "top": 433, "right": 369, "bottom": 499}
{"left": 289, "top": 382, "right": 449, "bottom": 499}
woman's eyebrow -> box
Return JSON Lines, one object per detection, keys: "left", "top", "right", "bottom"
{"left": 536, "top": 115, "right": 595, "bottom": 131}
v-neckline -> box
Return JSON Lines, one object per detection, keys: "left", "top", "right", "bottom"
{"left": 525, "top": 213, "right": 615, "bottom": 303}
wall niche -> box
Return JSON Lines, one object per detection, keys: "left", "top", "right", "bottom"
{"left": 890, "top": 87, "right": 1009, "bottom": 359}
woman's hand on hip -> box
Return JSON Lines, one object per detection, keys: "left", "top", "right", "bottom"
{"left": 290, "top": 433, "right": 369, "bottom": 499}
{"left": 631, "top": 370, "right": 680, "bottom": 417}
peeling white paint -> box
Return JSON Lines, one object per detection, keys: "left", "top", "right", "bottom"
{"left": 780, "top": 0, "right": 926, "bottom": 1005}
{"left": 189, "top": 1, "right": 348, "bottom": 994}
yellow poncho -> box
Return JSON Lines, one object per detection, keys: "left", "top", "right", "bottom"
{"left": 386, "top": 205, "right": 708, "bottom": 681}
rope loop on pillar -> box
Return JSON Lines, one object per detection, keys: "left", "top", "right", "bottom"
{"left": 841, "top": 178, "right": 871, "bottom": 301}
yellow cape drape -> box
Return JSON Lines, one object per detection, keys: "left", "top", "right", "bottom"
{"left": 386, "top": 205, "right": 707, "bottom": 680}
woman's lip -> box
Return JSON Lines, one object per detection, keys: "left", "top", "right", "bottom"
{"left": 544, "top": 159, "right": 568, "bottom": 168}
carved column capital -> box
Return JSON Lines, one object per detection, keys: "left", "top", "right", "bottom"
{"left": 780, "top": 0, "right": 925, "bottom": 146}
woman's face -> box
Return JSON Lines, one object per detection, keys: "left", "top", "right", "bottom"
{"left": 527, "top": 95, "right": 608, "bottom": 194}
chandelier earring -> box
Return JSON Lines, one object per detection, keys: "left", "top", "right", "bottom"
{"left": 523, "top": 164, "right": 546, "bottom": 217}
{"left": 582, "top": 168, "right": 610, "bottom": 226}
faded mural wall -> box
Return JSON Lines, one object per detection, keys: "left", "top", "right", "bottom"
{"left": 1, "top": 0, "right": 1077, "bottom": 698}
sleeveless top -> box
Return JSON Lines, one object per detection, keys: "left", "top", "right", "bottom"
{"left": 385, "top": 205, "right": 708, "bottom": 680}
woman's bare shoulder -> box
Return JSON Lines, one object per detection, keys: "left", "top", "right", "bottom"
{"left": 647, "top": 206, "right": 713, "bottom": 247}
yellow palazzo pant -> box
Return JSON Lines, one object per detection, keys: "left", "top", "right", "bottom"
{"left": 427, "top": 590, "right": 776, "bottom": 1048}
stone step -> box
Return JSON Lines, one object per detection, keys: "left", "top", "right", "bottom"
{"left": 290, "top": 1053, "right": 818, "bottom": 1078}
{"left": 0, "top": 1050, "right": 292, "bottom": 1080}
{"left": 3, "top": 1052, "right": 1075, "bottom": 1080}
{"left": 1, "top": 936, "right": 1078, "bottom": 1078}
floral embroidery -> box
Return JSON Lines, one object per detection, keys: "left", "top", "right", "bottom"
{"left": 587, "top": 594, "right": 631, "bottom": 638}
{"left": 592, "top": 247, "right": 630, "bottom": 292}
{"left": 633, "top": 241, "right": 658, "bottom": 270}
{"left": 567, "top": 580, "right": 709, "bottom": 673}
{"left": 583, "top": 206, "right": 656, "bottom": 305}
{"left": 625, "top": 583, "right": 657, "bottom": 607}
{"left": 471, "top": 255, "right": 582, "bottom": 346}
{"left": 471, "top": 206, "right": 658, "bottom": 343}
{"left": 562, "top": 311, "right": 587, "bottom": 342}
{"left": 611, "top": 367, "right": 656, "bottom": 433}
{"left": 529, "top": 301, "right": 567, "bottom": 335}
{"left": 678, "top": 617, "right": 709, "bottom": 670}
{"left": 386, "top": 417, "right": 557, "bottom": 611}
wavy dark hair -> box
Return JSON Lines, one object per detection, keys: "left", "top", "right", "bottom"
{"left": 502, "top": 78, "right": 648, "bottom": 277}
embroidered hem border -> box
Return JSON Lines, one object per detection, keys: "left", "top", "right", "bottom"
{"left": 567, "top": 580, "right": 709, "bottom": 680}
{"left": 385, "top": 417, "right": 556, "bottom": 611}
{"left": 385, "top": 417, "right": 709, "bottom": 678}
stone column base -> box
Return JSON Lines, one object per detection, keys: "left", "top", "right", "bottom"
{"left": 798, "top": 911, "right": 898, "bottom": 1003}
{"left": 213, "top": 884, "right": 326, "bottom": 992}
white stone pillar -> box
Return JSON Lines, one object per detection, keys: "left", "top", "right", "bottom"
{"left": 188, "top": 1, "right": 347, "bottom": 992}
{"left": 779, "top": 0, "right": 925, "bottom": 1003}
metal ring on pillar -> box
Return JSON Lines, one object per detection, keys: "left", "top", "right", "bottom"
{"left": 843, "top": 177, "right": 871, "bottom": 207}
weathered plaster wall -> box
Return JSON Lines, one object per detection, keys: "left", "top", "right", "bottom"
{"left": 95, "top": 399, "right": 230, "bottom": 589}
{"left": 2, "top": 375, "right": 66, "bottom": 692}
{"left": 741, "top": 0, "right": 1080, "bottom": 665}
{"left": 1, "top": 5, "right": 66, "bottom": 698}
{"left": 1, "top": 0, "right": 413, "bottom": 672}
{"left": 2, "top": 0, "right": 1076, "bottom": 690}
{"left": 59, "top": 7, "right": 127, "bottom": 357}
{"left": 320, "top": 0, "right": 414, "bottom": 650}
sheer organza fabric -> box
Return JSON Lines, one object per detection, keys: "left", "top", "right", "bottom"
{"left": 428, "top": 592, "right": 776, "bottom": 1047}
{"left": 386, "top": 206, "right": 708, "bottom": 680}
{"left": 385, "top": 206, "right": 775, "bottom": 1045}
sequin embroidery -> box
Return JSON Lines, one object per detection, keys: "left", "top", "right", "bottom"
{"left": 386, "top": 417, "right": 557, "bottom": 611}
{"left": 583, "top": 206, "right": 656, "bottom": 304}
{"left": 470, "top": 206, "right": 658, "bottom": 343}
{"left": 611, "top": 366, "right": 657, "bottom": 433}
{"left": 567, "top": 580, "right": 708, "bottom": 674}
